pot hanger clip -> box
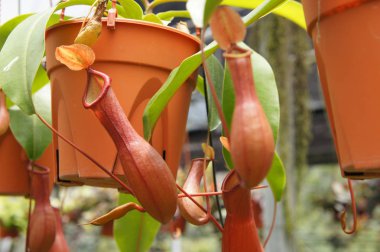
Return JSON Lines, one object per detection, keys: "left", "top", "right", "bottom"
{"left": 107, "top": 0, "right": 117, "bottom": 30}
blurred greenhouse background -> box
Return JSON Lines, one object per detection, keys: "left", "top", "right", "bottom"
{"left": 1, "top": 0, "right": 380, "bottom": 252}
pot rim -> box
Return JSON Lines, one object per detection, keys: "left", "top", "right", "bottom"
{"left": 46, "top": 18, "right": 200, "bottom": 45}
{"left": 302, "top": 0, "right": 377, "bottom": 33}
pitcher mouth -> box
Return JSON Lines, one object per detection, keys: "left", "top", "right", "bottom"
{"left": 221, "top": 170, "right": 240, "bottom": 193}
{"left": 83, "top": 68, "right": 111, "bottom": 108}
{"left": 223, "top": 45, "right": 251, "bottom": 59}
{"left": 28, "top": 162, "right": 50, "bottom": 175}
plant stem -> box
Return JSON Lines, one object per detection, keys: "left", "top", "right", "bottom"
{"left": 201, "top": 150, "right": 211, "bottom": 216}
{"left": 200, "top": 26, "right": 231, "bottom": 227}
{"left": 25, "top": 163, "right": 33, "bottom": 252}
{"left": 60, "top": 0, "right": 67, "bottom": 21}
{"left": 177, "top": 184, "right": 267, "bottom": 198}
{"left": 202, "top": 73, "right": 224, "bottom": 227}
{"left": 80, "top": 0, "right": 98, "bottom": 29}
{"left": 177, "top": 191, "right": 223, "bottom": 198}
{"left": 93, "top": 0, "right": 108, "bottom": 22}
{"left": 201, "top": 29, "right": 230, "bottom": 139}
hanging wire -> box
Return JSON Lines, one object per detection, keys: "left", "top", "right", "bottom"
{"left": 18, "top": 0, "right": 21, "bottom": 15}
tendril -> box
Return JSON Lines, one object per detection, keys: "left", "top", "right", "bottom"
{"left": 36, "top": 113, "right": 134, "bottom": 194}
{"left": 340, "top": 179, "right": 357, "bottom": 234}
{"left": 263, "top": 196, "right": 277, "bottom": 247}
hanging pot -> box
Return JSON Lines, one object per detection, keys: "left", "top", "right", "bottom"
{"left": 45, "top": 19, "right": 200, "bottom": 188}
{"left": 0, "top": 225, "right": 19, "bottom": 238}
{"left": 302, "top": 0, "right": 380, "bottom": 179}
{"left": 0, "top": 129, "right": 54, "bottom": 196}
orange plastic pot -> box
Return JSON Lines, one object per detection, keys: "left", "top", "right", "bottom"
{"left": 302, "top": 0, "right": 380, "bottom": 179}
{"left": 0, "top": 130, "right": 54, "bottom": 196}
{"left": 45, "top": 19, "right": 200, "bottom": 188}
{"left": 0, "top": 226, "right": 19, "bottom": 238}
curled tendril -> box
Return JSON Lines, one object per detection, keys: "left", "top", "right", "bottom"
{"left": 263, "top": 197, "right": 277, "bottom": 248}
{"left": 340, "top": 179, "right": 357, "bottom": 234}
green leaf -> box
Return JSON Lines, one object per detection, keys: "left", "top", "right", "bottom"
{"left": 142, "top": 14, "right": 163, "bottom": 25}
{"left": 186, "top": 0, "right": 206, "bottom": 27}
{"left": 0, "top": 9, "right": 54, "bottom": 115}
{"left": 192, "top": 0, "right": 306, "bottom": 29}
{"left": 0, "top": 1, "right": 116, "bottom": 115}
{"left": 0, "top": 14, "right": 33, "bottom": 51}
{"left": 55, "top": 0, "right": 95, "bottom": 9}
{"left": 114, "top": 193, "right": 160, "bottom": 252}
{"left": 157, "top": 11, "right": 191, "bottom": 21}
{"left": 143, "top": 42, "right": 218, "bottom": 140}
{"left": 32, "top": 66, "right": 49, "bottom": 94}
{"left": 221, "top": 65, "right": 234, "bottom": 169}
{"left": 33, "top": 85, "right": 52, "bottom": 125}
{"left": 267, "top": 152, "right": 286, "bottom": 202}
{"left": 8, "top": 86, "right": 52, "bottom": 160}
{"left": 205, "top": 55, "right": 224, "bottom": 131}
{"left": 222, "top": 65, "right": 234, "bottom": 129}
{"left": 222, "top": 147, "right": 234, "bottom": 169}
{"left": 238, "top": 0, "right": 287, "bottom": 24}
{"left": 118, "top": 0, "right": 143, "bottom": 20}
{"left": 47, "top": 13, "right": 69, "bottom": 28}
{"left": 195, "top": 75, "right": 205, "bottom": 96}
{"left": 55, "top": 0, "right": 127, "bottom": 18}
{"left": 0, "top": 12, "right": 62, "bottom": 109}
{"left": 237, "top": 0, "right": 306, "bottom": 29}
